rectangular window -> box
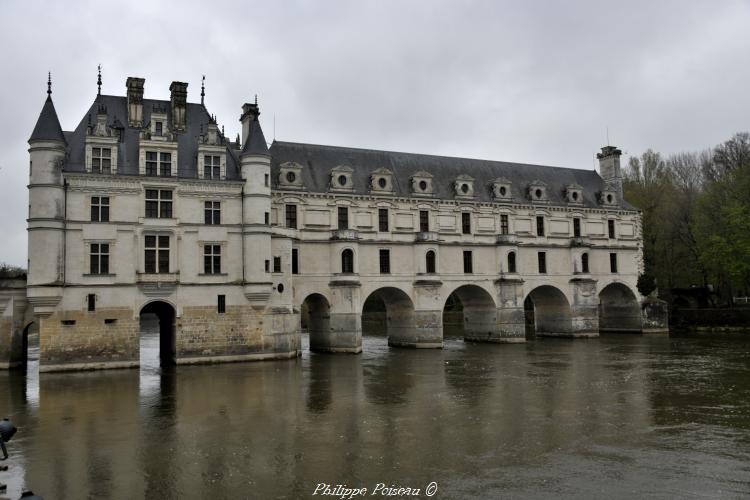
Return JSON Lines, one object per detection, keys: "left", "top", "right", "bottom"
{"left": 90, "top": 243, "right": 109, "bottom": 275}
{"left": 338, "top": 207, "right": 349, "bottom": 230}
{"left": 217, "top": 295, "right": 226, "bottom": 314}
{"left": 419, "top": 210, "right": 429, "bottom": 232}
{"left": 91, "top": 147, "right": 112, "bottom": 174}
{"left": 264, "top": 259, "right": 270, "bottom": 273}
{"left": 204, "top": 201, "right": 221, "bottom": 225}
{"left": 155, "top": 121, "right": 163, "bottom": 136}
{"left": 538, "top": 252, "right": 547, "bottom": 274}
{"left": 145, "top": 190, "right": 172, "bottom": 218}
{"left": 573, "top": 218, "right": 581, "bottom": 237}
{"left": 145, "top": 151, "right": 158, "bottom": 176}
{"left": 264, "top": 173, "right": 269, "bottom": 187}
{"left": 285, "top": 204, "right": 297, "bottom": 229}
{"left": 608, "top": 220, "right": 616, "bottom": 239}
{"left": 203, "top": 244, "right": 221, "bottom": 274}
{"left": 379, "top": 249, "right": 391, "bottom": 274}
{"left": 145, "top": 235, "right": 170, "bottom": 274}
{"left": 91, "top": 196, "right": 110, "bottom": 222}
{"left": 87, "top": 294, "right": 96, "bottom": 312}
{"left": 273, "top": 256, "right": 281, "bottom": 273}
{"left": 159, "top": 152, "right": 171, "bottom": 177}
{"left": 463, "top": 250, "right": 473, "bottom": 273}
{"left": 204, "top": 155, "right": 221, "bottom": 179}
{"left": 500, "top": 214, "right": 509, "bottom": 235}
{"left": 462, "top": 213, "right": 471, "bottom": 234}
{"left": 264, "top": 212, "right": 270, "bottom": 225}
{"left": 378, "top": 209, "right": 389, "bottom": 232}
{"left": 536, "top": 216, "right": 545, "bottom": 236}
{"left": 292, "top": 249, "right": 299, "bottom": 274}
{"left": 610, "top": 253, "right": 618, "bottom": 273}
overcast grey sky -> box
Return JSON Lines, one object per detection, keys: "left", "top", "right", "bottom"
{"left": 2, "top": 1, "right": 749, "bottom": 266}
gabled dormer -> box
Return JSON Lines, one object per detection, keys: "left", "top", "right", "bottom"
{"left": 138, "top": 103, "right": 177, "bottom": 177}
{"left": 454, "top": 174, "right": 475, "bottom": 199}
{"left": 278, "top": 161, "right": 304, "bottom": 189}
{"left": 370, "top": 167, "right": 393, "bottom": 194}
{"left": 197, "top": 119, "right": 226, "bottom": 180}
{"left": 410, "top": 170, "right": 434, "bottom": 196}
{"left": 85, "top": 104, "right": 118, "bottom": 175}
{"left": 565, "top": 183, "right": 584, "bottom": 205}
{"left": 330, "top": 165, "right": 354, "bottom": 192}
{"left": 528, "top": 180, "right": 548, "bottom": 203}
{"left": 491, "top": 177, "right": 512, "bottom": 201}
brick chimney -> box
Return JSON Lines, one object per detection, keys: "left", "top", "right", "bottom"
{"left": 169, "top": 81, "right": 188, "bottom": 131}
{"left": 126, "top": 77, "right": 145, "bottom": 128}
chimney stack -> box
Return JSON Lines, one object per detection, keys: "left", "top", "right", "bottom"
{"left": 126, "top": 77, "right": 145, "bottom": 128}
{"left": 597, "top": 145, "right": 623, "bottom": 202}
{"left": 169, "top": 81, "right": 188, "bottom": 131}
{"left": 239, "top": 101, "right": 260, "bottom": 146}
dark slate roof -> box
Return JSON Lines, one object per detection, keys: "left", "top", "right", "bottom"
{"left": 29, "top": 96, "right": 67, "bottom": 144}
{"left": 270, "top": 141, "right": 634, "bottom": 210}
{"left": 62, "top": 95, "right": 241, "bottom": 179}
{"left": 241, "top": 119, "right": 269, "bottom": 156}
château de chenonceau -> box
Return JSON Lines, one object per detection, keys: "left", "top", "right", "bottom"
{"left": 0, "top": 75, "right": 668, "bottom": 372}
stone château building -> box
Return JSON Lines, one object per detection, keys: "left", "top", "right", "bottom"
{"left": 2, "top": 74, "right": 654, "bottom": 372}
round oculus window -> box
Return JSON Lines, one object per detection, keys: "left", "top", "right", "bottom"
{"left": 277, "top": 284, "right": 284, "bottom": 294}
{"left": 419, "top": 180, "right": 428, "bottom": 191}
{"left": 286, "top": 171, "right": 296, "bottom": 183}
{"left": 378, "top": 177, "right": 387, "bottom": 189}
{"left": 461, "top": 183, "right": 469, "bottom": 194}
{"left": 499, "top": 186, "right": 507, "bottom": 196}
{"left": 338, "top": 175, "right": 348, "bottom": 186}
{"left": 535, "top": 188, "right": 543, "bottom": 199}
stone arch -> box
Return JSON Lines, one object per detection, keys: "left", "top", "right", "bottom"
{"left": 599, "top": 282, "right": 642, "bottom": 333}
{"left": 18, "top": 321, "right": 38, "bottom": 371}
{"left": 524, "top": 285, "right": 573, "bottom": 337}
{"left": 444, "top": 284, "right": 497, "bottom": 342}
{"left": 301, "top": 293, "right": 332, "bottom": 352}
{"left": 139, "top": 300, "right": 177, "bottom": 366}
{"left": 362, "top": 287, "right": 417, "bottom": 347}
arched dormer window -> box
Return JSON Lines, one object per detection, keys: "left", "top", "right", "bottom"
{"left": 341, "top": 249, "right": 354, "bottom": 274}
{"left": 581, "top": 253, "right": 589, "bottom": 273}
{"left": 426, "top": 250, "right": 436, "bottom": 274}
{"left": 507, "top": 251, "right": 517, "bottom": 273}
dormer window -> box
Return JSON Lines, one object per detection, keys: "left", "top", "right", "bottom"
{"left": 92, "top": 147, "right": 112, "bottom": 174}
{"left": 279, "top": 161, "right": 304, "bottom": 189}
{"left": 204, "top": 155, "right": 221, "bottom": 179}
{"left": 528, "top": 181, "right": 548, "bottom": 202}
{"left": 155, "top": 121, "right": 163, "bottom": 136}
{"left": 370, "top": 167, "right": 393, "bottom": 194}
{"left": 411, "top": 171, "right": 434, "bottom": 196}
{"left": 565, "top": 184, "right": 583, "bottom": 204}
{"left": 492, "top": 178, "right": 512, "bottom": 201}
{"left": 454, "top": 175, "right": 475, "bottom": 198}
{"left": 330, "top": 165, "right": 354, "bottom": 192}
{"left": 599, "top": 190, "right": 617, "bottom": 206}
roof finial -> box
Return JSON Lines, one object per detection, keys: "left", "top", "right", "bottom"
{"left": 254, "top": 94, "right": 258, "bottom": 106}
{"left": 201, "top": 75, "right": 205, "bottom": 106}
{"left": 47, "top": 71, "right": 52, "bottom": 97}
{"left": 97, "top": 64, "right": 102, "bottom": 96}
{"left": 221, "top": 125, "right": 225, "bottom": 136}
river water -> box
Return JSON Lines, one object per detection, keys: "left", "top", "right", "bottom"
{"left": 2, "top": 330, "right": 750, "bottom": 499}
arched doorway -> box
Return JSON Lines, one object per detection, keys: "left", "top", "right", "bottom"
{"left": 301, "top": 293, "right": 332, "bottom": 352}
{"left": 20, "top": 321, "right": 38, "bottom": 373}
{"left": 599, "top": 283, "right": 642, "bottom": 333}
{"left": 362, "top": 287, "right": 416, "bottom": 347}
{"left": 444, "top": 285, "right": 497, "bottom": 342}
{"left": 524, "top": 285, "right": 573, "bottom": 337}
{"left": 139, "top": 301, "right": 176, "bottom": 366}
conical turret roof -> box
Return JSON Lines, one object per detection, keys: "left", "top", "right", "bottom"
{"left": 29, "top": 96, "right": 67, "bottom": 144}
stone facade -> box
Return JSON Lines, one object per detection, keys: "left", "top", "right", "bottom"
{"left": 10, "top": 74, "right": 664, "bottom": 373}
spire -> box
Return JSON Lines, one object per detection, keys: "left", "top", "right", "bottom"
{"left": 241, "top": 119, "right": 269, "bottom": 156}
{"left": 97, "top": 64, "right": 102, "bottom": 96}
{"left": 201, "top": 75, "right": 205, "bottom": 106}
{"left": 30, "top": 82, "right": 67, "bottom": 144}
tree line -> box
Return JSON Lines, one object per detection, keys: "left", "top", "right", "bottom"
{"left": 624, "top": 132, "right": 750, "bottom": 304}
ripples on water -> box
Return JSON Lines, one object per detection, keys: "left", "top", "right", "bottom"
{"left": 2, "top": 331, "right": 750, "bottom": 499}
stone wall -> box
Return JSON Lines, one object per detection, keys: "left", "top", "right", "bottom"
{"left": 39, "top": 307, "right": 139, "bottom": 371}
